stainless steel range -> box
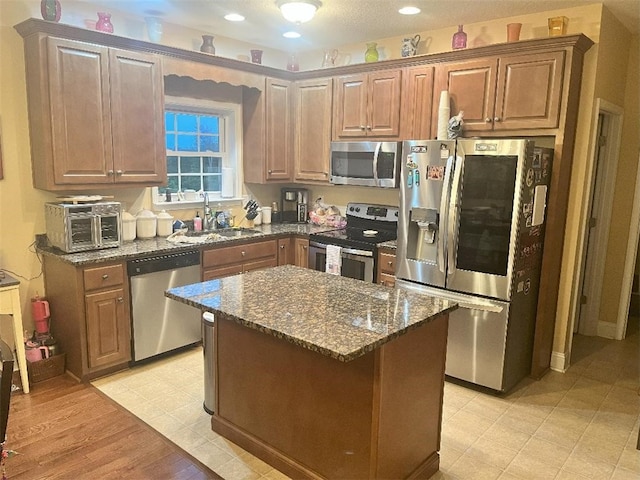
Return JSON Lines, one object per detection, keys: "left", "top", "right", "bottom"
{"left": 308, "top": 203, "right": 398, "bottom": 282}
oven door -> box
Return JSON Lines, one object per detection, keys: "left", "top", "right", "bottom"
{"left": 308, "top": 241, "right": 375, "bottom": 283}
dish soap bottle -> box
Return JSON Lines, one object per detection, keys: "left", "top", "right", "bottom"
{"left": 193, "top": 212, "right": 202, "bottom": 232}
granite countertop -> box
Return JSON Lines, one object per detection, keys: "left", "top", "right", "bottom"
{"left": 37, "top": 223, "right": 336, "bottom": 266}
{"left": 0, "top": 272, "right": 19, "bottom": 288}
{"left": 166, "top": 264, "right": 457, "bottom": 362}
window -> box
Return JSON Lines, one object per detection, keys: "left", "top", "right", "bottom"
{"left": 154, "top": 96, "right": 242, "bottom": 208}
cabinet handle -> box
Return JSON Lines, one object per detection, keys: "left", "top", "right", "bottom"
{"left": 107, "top": 170, "right": 114, "bottom": 176}
{"left": 241, "top": 251, "right": 246, "bottom": 256}
{"left": 324, "top": 172, "right": 328, "bottom": 176}
{"left": 359, "top": 125, "right": 366, "bottom": 130}
{"left": 102, "top": 274, "right": 109, "bottom": 279}
{"left": 388, "top": 261, "right": 393, "bottom": 266}
{"left": 280, "top": 245, "right": 285, "bottom": 249}
{"left": 303, "top": 245, "right": 307, "bottom": 250}
{"left": 366, "top": 125, "right": 372, "bottom": 130}
{"left": 485, "top": 117, "right": 492, "bottom": 123}
{"left": 268, "top": 169, "right": 272, "bottom": 174}
{"left": 494, "top": 117, "right": 501, "bottom": 122}
{"left": 117, "top": 297, "right": 123, "bottom": 303}
{"left": 116, "top": 169, "right": 123, "bottom": 175}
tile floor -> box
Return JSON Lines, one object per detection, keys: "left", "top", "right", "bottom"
{"left": 92, "top": 316, "right": 640, "bottom": 480}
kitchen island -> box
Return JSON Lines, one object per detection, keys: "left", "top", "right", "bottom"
{"left": 167, "top": 265, "right": 456, "bottom": 479}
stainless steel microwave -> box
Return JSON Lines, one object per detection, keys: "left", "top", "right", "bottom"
{"left": 45, "top": 202, "right": 122, "bottom": 253}
{"left": 330, "top": 141, "right": 402, "bottom": 188}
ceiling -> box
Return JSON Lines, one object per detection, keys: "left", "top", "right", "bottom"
{"left": 81, "top": 1, "right": 639, "bottom": 52}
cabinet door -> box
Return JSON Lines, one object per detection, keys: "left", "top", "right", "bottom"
{"left": 333, "top": 73, "right": 368, "bottom": 138}
{"left": 109, "top": 49, "right": 166, "bottom": 184}
{"left": 85, "top": 287, "right": 131, "bottom": 369}
{"left": 243, "top": 258, "right": 278, "bottom": 273}
{"left": 47, "top": 38, "right": 113, "bottom": 185}
{"left": 294, "top": 78, "right": 332, "bottom": 182}
{"left": 401, "top": 65, "right": 434, "bottom": 139}
{"left": 277, "top": 237, "right": 293, "bottom": 265}
{"left": 265, "top": 78, "right": 292, "bottom": 181}
{"left": 294, "top": 238, "right": 309, "bottom": 268}
{"left": 434, "top": 58, "right": 497, "bottom": 133}
{"left": 494, "top": 51, "right": 564, "bottom": 130}
{"left": 367, "top": 69, "right": 402, "bottom": 137}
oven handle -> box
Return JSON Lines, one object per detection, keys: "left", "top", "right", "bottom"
{"left": 309, "top": 241, "right": 374, "bottom": 258}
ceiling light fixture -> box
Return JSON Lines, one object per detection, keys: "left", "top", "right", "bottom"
{"left": 277, "top": 0, "right": 321, "bottom": 24}
{"left": 224, "top": 13, "right": 245, "bottom": 22}
{"left": 283, "top": 31, "right": 302, "bottom": 38}
{"left": 399, "top": 6, "right": 421, "bottom": 15}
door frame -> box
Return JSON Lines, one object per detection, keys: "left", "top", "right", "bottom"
{"left": 570, "top": 99, "right": 623, "bottom": 339}
{"left": 616, "top": 152, "right": 640, "bottom": 339}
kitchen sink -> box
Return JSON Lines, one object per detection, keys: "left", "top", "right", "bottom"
{"left": 185, "top": 228, "right": 261, "bottom": 238}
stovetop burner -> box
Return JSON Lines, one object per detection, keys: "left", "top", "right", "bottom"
{"left": 310, "top": 203, "right": 398, "bottom": 252}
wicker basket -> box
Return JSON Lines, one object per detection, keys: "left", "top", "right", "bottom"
{"left": 27, "top": 353, "right": 66, "bottom": 383}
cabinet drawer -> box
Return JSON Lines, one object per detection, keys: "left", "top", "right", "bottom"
{"left": 379, "top": 273, "right": 396, "bottom": 288}
{"left": 203, "top": 264, "right": 244, "bottom": 281}
{"left": 203, "top": 240, "right": 277, "bottom": 269}
{"left": 378, "top": 252, "right": 396, "bottom": 275}
{"left": 244, "top": 258, "right": 277, "bottom": 273}
{"left": 83, "top": 263, "right": 124, "bottom": 291}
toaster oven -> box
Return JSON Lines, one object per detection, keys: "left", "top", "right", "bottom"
{"left": 45, "top": 202, "right": 122, "bottom": 253}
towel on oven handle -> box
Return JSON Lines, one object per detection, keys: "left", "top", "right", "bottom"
{"left": 325, "top": 244, "right": 342, "bottom": 275}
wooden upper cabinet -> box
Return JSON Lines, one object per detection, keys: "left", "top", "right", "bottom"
{"left": 109, "top": 49, "right": 166, "bottom": 183}
{"left": 265, "top": 77, "right": 292, "bottom": 181}
{"left": 293, "top": 77, "right": 333, "bottom": 183}
{"left": 244, "top": 77, "right": 292, "bottom": 183}
{"left": 24, "top": 36, "right": 166, "bottom": 190}
{"left": 401, "top": 65, "right": 434, "bottom": 140}
{"left": 333, "top": 69, "right": 401, "bottom": 139}
{"left": 434, "top": 50, "right": 564, "bottom": 134}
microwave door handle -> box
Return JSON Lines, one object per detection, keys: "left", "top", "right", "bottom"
{"left": 448, "top": 153, "right": 463, "bottom": 276}
{"left": 439, "top": 155, "right": 454, "bottom": 274}
{"left": 373, "top": 142, "right": 381, "bottom": 186}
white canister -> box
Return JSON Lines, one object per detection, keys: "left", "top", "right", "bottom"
{"left": 136, "top": 209, "right": 157, "bottom": 238}
{"left": 262, "top": 206, "right": 272, "bottom": 224}
{"left": 121, "top": 211, "right": 136, "bottom": 241}
{"left": 156, "top": 210, "right": 174, "bottom": 236}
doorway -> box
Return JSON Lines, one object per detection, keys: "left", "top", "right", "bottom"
{"left": 573, "top": 100, "right": 625, "bottom": 338}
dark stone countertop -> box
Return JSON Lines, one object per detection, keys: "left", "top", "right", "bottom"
{"left": 0, "top": 272, "right": 19, "bottom": 288}
{"left": 166, "top": 264, "right": 456, "bottom": 362}
{"left": 36, "top": 223, "right": 337, "bottom": 266}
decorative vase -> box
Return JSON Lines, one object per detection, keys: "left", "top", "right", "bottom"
{"left": 200, "top": 35, "right": 216, "bottom": 54}
{"left": 452, "top": 25, "right": 467, "bottom": 50}
{"left": 548, "top": 16, "right": 568, "bottom": 36}
{"left": 506, "top": 23, "right": 522, "bottom": 42}
{"left": 364, "top": 42, "right": 379, "bottom": 63}
{"left": 95, "top": 12, "right": 113, "bottom": 33}
{"left": 250, "top": 49, "right": 263, "bottom": 64}
{"left": 286, "top": 53, "right": 299, "bottom": 72}
{"left": 40, "top": 0, "right": 61, "bottom": 22}
{"left": 145, "top": 16, "right": 163, "bottom": 43}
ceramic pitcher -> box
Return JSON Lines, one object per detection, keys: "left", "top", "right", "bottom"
{"left": 401, "top": 34, "right": 421, "bottom": 57}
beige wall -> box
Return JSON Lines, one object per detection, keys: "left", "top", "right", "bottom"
{"left": 1, "top": 2, "right": 637, "bottom": 371}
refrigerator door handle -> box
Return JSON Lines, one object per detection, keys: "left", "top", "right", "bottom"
{"left": 448, "top": 154, "right": 463, "bottom": 275}
{"left": 438, "top": 155, "right": 454, "bottom": 274}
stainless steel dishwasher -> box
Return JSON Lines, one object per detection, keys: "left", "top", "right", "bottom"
{"left": 127, "top": 250, "right": 201, "bottom": 362}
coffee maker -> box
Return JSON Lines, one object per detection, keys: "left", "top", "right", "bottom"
{"left": 281, "top": 188, "right": 309, "bottom": 223}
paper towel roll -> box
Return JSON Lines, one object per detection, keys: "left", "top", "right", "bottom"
{"left": 437, "top": 90, "right": 450, "bottom": 140}
{"left": 221, "top": 167, "right": 234, "bottom": 198}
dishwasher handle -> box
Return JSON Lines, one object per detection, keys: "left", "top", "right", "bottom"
{"left": 127, "top": 250, "right": 200, "bottom": 276}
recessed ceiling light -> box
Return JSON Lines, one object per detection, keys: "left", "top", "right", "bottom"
{"left": 283, "top": 31, "right": 302, "bottom": 38}
{"left": 224, "top": 13, "right": 245, "bottom": 22}
{"left": 399, "top": 6, "right": 421, "bottom": 15}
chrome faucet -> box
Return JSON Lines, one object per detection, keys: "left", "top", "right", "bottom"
{"left": 203, "top": 192, "right": 215, "bottom": 231}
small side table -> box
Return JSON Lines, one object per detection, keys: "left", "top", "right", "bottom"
{"left": 0, "top": 274, "right": 29, "bottom": 393}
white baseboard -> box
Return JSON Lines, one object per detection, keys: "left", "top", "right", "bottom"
{"left": 597, "top": 320, "right": 618, "bottom": 339}
{"left": 550, "top": 351, "right": 569, "bottom": 373}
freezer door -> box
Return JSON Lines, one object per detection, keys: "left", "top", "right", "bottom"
{"left": 447, "top": 139, "right": 532, "bottom": 300}
{"left": 396, "top": 140, "right": 457, "bottom": 288}
{"left": 397, "top": 280, "right": 510, "bottom": 391}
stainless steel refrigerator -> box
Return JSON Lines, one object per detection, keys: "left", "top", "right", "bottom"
{"left": 395, "top": 138, "right": 553, "bottom": 392}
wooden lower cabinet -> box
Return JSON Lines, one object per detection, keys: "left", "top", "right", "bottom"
{"left": 203, "top": 239, "right": 278, "bottom": 280}
{"left": 43, "top": 257, "right": 131, "bottom": 381}
{"left": 377, "top": 248, "right": 396, "bottom": 287}
{"left": 294, "top": 237, "right": 309, "bottom": 268}
{"left": 277, "top": 237, "right": 293, "bottom": 265}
